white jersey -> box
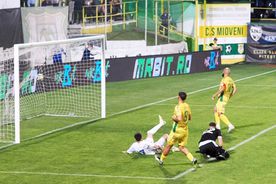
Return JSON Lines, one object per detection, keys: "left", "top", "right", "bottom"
{"left": 127, "top": 137, "right": 166, "bottom": 155}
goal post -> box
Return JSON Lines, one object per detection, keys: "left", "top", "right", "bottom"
{"left": 0, "top": 35, "right": 106, "bottom": 144}
{"left": 14, "top": 44, "right": 20, "bottom": 144}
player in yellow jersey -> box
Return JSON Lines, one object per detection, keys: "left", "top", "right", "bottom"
{"left": 155, "top": 92, "right": 197, "bottom": 165}
{"left": 212, "top": 67, "right": 237, "bottom": 132}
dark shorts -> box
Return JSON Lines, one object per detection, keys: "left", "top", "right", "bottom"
{"left": 199, "top": 142, "right": 229, "bottom": 160}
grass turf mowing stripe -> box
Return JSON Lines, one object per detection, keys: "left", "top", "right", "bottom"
{"left": 0, "top": 69, "right": 275, "bottom": 151}
{"left": 0, "top": 124, "right": 275, "bottom": 180}
{"left": 154, "top": 104, "right": 276, "bottom": 109}
{"left": 172, "top": 124, "right": 276, "bottom": 180}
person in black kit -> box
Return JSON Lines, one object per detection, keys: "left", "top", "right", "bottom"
{"left": 198, "top": 122, "right": 230, "bottom": 160}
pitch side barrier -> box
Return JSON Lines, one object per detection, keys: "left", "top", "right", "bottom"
{"left": 55, "top": 49, "right": 220, "bottom": 83}
{"left": 105, "top": 50, "right": 221, "bottom": 82}
{"left": 246, "top": 24, "right": 276, "bottom": 64}
{"left": 0, "top": 50, "right": 220, "bottom": 97}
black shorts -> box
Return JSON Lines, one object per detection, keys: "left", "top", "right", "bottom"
{"left": 199, "top": 142, "right": 224, "bottom": 157}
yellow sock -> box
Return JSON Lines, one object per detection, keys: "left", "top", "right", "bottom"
{"left": 220, "top": 114, "right": 230, "bottom": 126}
{"left": 186, "top": 152, "right": 194, "bottom": 162}
{"left": 160, "top": 154, "right": 167, "bottom": 161}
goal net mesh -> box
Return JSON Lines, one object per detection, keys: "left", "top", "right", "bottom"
{"left": 0, "top": 36, "right": 105, "bottom": 143}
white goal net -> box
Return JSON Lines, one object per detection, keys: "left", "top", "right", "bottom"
{"left": 0, "top": 35, "right": 106, "bottom": 144}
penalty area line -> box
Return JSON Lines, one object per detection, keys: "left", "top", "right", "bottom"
{"left": 172, "top": 124, "right": 276, "bottom": 180}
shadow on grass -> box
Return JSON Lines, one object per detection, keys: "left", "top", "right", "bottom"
{"left": 161, "top": 163, "right": 192, "bottom": 167}
{"left": 158, "top": 166, "right": 174, "bottom": 178}
{"left": 235, "top": 123, "right": 264, "bottom": 129}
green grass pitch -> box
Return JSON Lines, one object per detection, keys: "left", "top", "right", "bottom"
{"left": 0, "top": 64, "right": 275, "bottom": 184}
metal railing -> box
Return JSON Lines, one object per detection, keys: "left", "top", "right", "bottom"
{"left": 156, "top": 18, "right": 190, "bottom": 41}
{"left": 82, "top": 1, "right": 138, "bottom": 30}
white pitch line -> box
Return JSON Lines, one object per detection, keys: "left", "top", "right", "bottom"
{"left": 109, "top": 69, "right": 276, "bottom": 117}
{"left": 172, "top": 124, "right": 276, "bottom": 180}
{"left": 0, "top": 125, "right": 275, "bottom": 181}
{"left": 228, "top": 124, "right": 276, "bottom": 151}
{"left": 238, "top": 84, "right": 276, "bottom": 87}
{"left": 154, "top": 104, "right": 276, "bottom": 109}
{"left": 0, "top": 171, "right": 172, "bottom": 180}
{"left": 0, "top": 69, "right": 275, "bottom": 151}
{"left": 171, "top": 168, "right": 196, "bottom": 180}
{"left": 25, "top": 69, "right": 276, "bottom": 144}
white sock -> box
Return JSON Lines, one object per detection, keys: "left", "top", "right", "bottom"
{"left": 147, "top": 122, "right": 163, "bottom": 135}
{"left": 228, "top": 123, "right": 234, "bottom": 128}
{"left": 216, "top": 124, "right": 221, "bottom": 129}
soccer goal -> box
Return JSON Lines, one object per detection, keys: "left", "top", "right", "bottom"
{"left": 0, "top": 35, "right": 106, "bottom": 144}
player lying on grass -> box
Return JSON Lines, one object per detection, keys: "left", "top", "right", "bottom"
{"left": 198, "top": 122, "right": 230, "bottom": 161}
{"left": 124, "top": 115, "right": 168, "bottom": 155}
{"left": 212, "top": 67, "right": 237, "bottom": 132}
{"left": 155, "top": 92, "right": 197, "bottom": 166}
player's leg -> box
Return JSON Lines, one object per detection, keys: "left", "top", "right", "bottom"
{"left": 154, "top": 134, "right": 169, "bottom": 148}
{"left": 146, "top": 115, "right": 166, "bottom": 139}
{"left": 199, "top": 144, "right": 209, "bottom": 157}
{"left": 200, "top": 143, "right": 221, "bottom": 161}
{"left": 215, "top": 146, "right": 230, "bottom": 160}
{"left": 220, "top": 114, "right": 235, "bottom": 133}
{"left": 214, "top": 105, "right": 221, "bottom": 129}
{"left": 178, "top": 132, "right": 197, "bottom": 164}
{"left": 155, "top": 132, "right": 174, "bottom": 165}
{"left": 219, "top": 102, "right": 235, "bottom": 132}
{"left": 160, "top": 144, "right": 173, "bottom": 163}
{"left": 154, "top": 144, "right": 173, "bottom": 165}
{"left": 178, "top": 146, "right": 197, "bottom": 164}
{"left": 215, "top": 101, "right": 234, "bottom": 132}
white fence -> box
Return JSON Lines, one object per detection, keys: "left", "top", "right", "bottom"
{"left": 106, "top": 40, "right": 188, "bottom": 58}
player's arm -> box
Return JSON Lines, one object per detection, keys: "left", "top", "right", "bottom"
{"left": 217, "top": 129, "right": 223, "bottom": 147}
{"left": 231, "top": 83, "right": 237, "bottom": 97}
{"left": 124, "top": 144, "right": 135, "bottom": 154}
{"left": 172, "top": 114, "right": 183, "bottom": 123}
{"left": 172, "top": 105, "right": 183, "bottom": 123}
{"left": 218, "top": 136, "right": 223, "bottom": 147}
{"left": 185, "top": 104, "right": 192, "bottom": 121}
{"left": 212, "top": 83, "right": 225, "bottom": 100}
{"left": 172, "top": 105, "right": 191, "bottom": 122}
{"left": 187, "top": 105, "right": 192, "bottom": 121}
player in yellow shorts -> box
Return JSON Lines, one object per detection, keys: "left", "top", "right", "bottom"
{"left": 212, "top": 67, "right": 237, "bottom": 132}
{"left": 155, "top": 92, "right": 197, "bottom": 165}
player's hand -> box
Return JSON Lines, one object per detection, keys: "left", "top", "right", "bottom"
{"left": 212, "top": 95, "right": 215, "bottom": 101}
{"left": 172, "top": 115, "right": 177, "bottom": 121}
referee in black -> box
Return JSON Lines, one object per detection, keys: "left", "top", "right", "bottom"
{"left": 198, "top": 122, "right": 230, "bottom": 160}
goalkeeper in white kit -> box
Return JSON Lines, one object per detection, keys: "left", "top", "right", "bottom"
{"left": 124, "top": 115, "right": 168, "bottom": 155}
